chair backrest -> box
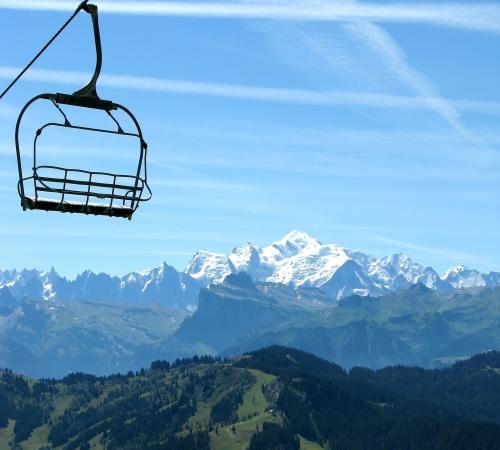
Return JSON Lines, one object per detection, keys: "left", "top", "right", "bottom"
{"left": 15, "top": 94, "right": 152, "bottom": 218}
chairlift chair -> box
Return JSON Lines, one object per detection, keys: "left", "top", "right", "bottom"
{"left": 10, "top": 1, "right": 151, "bottom": 219}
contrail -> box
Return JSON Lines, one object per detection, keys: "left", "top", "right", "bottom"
{"left": 0, "top": 66, "right": 499, "bottom": 115}
{"left": 0, "top": 1, "right": 500, "bottom": 33}
{"left": 343, "top": 21, "right": 467, "bottom": 136}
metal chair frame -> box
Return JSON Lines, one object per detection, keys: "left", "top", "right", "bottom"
{"left": 12, "top": 1, "right": 151, "bottom": 219}
{"left": 16, "top": 95, "right": 151, "bottom": 219}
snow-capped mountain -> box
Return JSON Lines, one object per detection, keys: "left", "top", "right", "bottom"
{"left": 187, "top": 231, "right": 351, "bottom": 288}
{"left": 186, "top": 251, "right": 236, "bottom": 287}
{"left": 0, "top": 263, "right": 200, "bottom": 311}
{"left": 442, "top": 265, "right": 500, "bottom": 290}
{"left": 442, "top": 265, "right": 487, "bottom": 289}
{"left": 185, "top": 230, "right": 498, "bottom": 299}
{"left": 2, "top": 230, "right": 499, "bottom": 306}
{"left": 366, "top": 253, "right": 449, "bottom": 292}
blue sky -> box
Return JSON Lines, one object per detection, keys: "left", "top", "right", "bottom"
{"left": 1, "top": 0, "right": 500, "bottom": 277}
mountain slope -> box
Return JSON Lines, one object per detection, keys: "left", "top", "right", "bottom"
{"left": 238, "top": 347, "right": 500, "bottom": 450}
{"left": 3, "top": 271, "right": 500, "bottom": 377}
{"left": 2, "top": 347, "right": 500, "bottom": 450}
{"left": 0, "top": 297, "right": 199, "bottom": 378}
{"left": 179, "top": 277, "right": 500, "bottom": 369}
{"left": 175, "top": 272, "right": 332, "bottom": 353}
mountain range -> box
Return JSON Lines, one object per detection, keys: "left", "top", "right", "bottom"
{"left": 186, "top": 230, "right": 500, "bottom": 298}
{"left": 0, "top": 262, "right": 200, "bottom": 311}
{"left": 178, "top": 273, "right": 500, "bottom": 370}
{"left": 3, "top": 270, "right": 500, "bottom": 378}
{"left": 2, "top": 231, "right": 500, "bottom": 308}
{"left": 2, "top": 230, "right": 500, "bottom": 378}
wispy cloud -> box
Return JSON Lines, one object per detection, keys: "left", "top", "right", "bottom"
{"left": 343, "top": 20, "right": 472, "bottom": 137}
{"left": 251, "top": 1, "right": 477, "bottom": 136}
{"left": 1, "top": 1, "right": 500, "bottom": 34}
{"left": 1, "top": 66, "right": 500, "bottom": 115}
{"left": 366, "top": 234, "right": 496, "bottom": 269}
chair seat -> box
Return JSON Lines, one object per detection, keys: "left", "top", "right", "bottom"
{"left": 22, "top": 197, "right": 133, "bottom": 218}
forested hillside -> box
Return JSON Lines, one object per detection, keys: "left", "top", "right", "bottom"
{"left": 2, "top": 347, "right": 500, "bottom": 449}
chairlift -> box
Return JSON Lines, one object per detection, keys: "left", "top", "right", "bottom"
{"left": 2, "top": 1, "right": 151, "bottom": 219}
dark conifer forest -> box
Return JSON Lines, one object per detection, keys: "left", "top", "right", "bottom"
{"left": 2, "top": 347, "right": 500, "bottom": 449}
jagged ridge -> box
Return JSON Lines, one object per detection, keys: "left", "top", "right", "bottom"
{"left": 2, "top": 230, "right": 499, "bottom": 305}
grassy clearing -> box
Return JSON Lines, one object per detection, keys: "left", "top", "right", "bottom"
{"left": 21, "top": 390, "right": 74, "bottom": 450}
{"left": 187, "top": 367, "right": 275, "bottom": 432}
{"left": 21, "top": 424, "right": 50, "bottom": 450}
{"left": 207, "top": 369, "right": 279, "bottom": 449}
{"left": 299, "top": 435, "right": 326, "bottom": 450}
{"left": 0, "top": 419, "right": 15, "bottom": 449}
{"left": 51, "top": 393, "right": 73, "bottom": 420}
{"left": 89, "top": 432, "right": 105, "bottom": 449}
{"left": 188, "top": 401, "right": 212, "bottom": 429}
{"left": 237, "top": 369, "right": 276, "bottom": 420}
{"left": 210, "top": 411, "right": 281, "bottom": 450}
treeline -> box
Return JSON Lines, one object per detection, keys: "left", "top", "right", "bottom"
{"left": 155, "top": 354, "right": 222, "bottom": 370}
{"left": 0, "top": 357, "right": 252, "bottom": 448}
{"left": 350, "top": 351, "right": 500, "bottom": 424}
{"left": 241, "top": 347, "right": 500, "bottom": 450}
{"left": 248, "top": 422, "right": 300, "bottom": 450}
{"left": 48, "top": 375, "right": 196, "bottom": 448}
{"left": 2, "top": 347, "right": 500, "bottom": 449}
{"left": 0, "top": 370, "right": 53, "bottom": 442}
{"left": 209, "top": 387, "right": 244, "bottom": 424}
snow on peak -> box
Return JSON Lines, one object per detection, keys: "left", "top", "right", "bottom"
{"left": 7, "top": 231, "right": 495, "bottom": 307}
{"left": 230, "top": 242, "right": 261, "bottom": 265}
{"left": 281, "top": 230, "right": 319, "bottom": 247}
{"left": 267, "top": 230, "right": 320, "bottom": 259}
{"left": 442, "top": 265, "right": 466, "bottom": 280}
{"left": 227, "top": 242, "right": 275, "bottom": 280}
{"left": 384, "top": 253, "right": 410, "bottom": 267}
{"left": 184, "top": 231, "right": 331, "bottom": 288}
{"left": 269, "top": 242, "right": 349, "bottom": 287}
{"left": 367, "top": 253, "right": 444, "bottom": 290}
{"left": 185, "top": 250, "right": 234, "bottom": 286}
{"left": 184, "top": 231, "right": 490, "bottom": 297}
{"left": 442, "top": 265, "right": 485, "bottom": 289}
{"left": 185, "top": 231, "right": 355, "bottom": 291}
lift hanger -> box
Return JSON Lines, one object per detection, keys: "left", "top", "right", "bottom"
{"left": 1, "top": 1, "right": 151, "bottom": 219}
